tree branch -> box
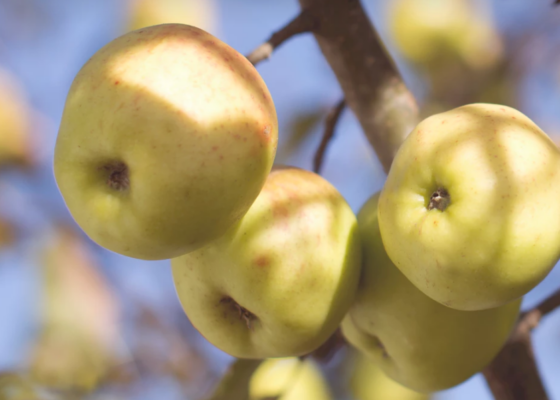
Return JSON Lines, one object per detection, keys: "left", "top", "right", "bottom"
{"left": 246, "top": 10, "right": 317, "bottom": 65}
{"left": 313, "top": 99, "right": 346, "bottom": 174}
{"left": 483, "top": 288, "right": 560, "bottom": 400}
{"left": 297, "top": 0, "right": 418, "bottom": 173}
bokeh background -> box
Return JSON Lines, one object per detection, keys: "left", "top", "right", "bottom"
{"left": 0, "top": 0, "right": 559, "bottom": 399}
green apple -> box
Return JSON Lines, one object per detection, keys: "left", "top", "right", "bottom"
{"left": 378, "top": 103, "right": 560, "bottom": 310}
{"left": 249, "top": 358, "right": 332, "bottom": 400}
{"left": 349, "top": 349, "right": 428, "bottom": 400}
{"left": 172, "top": 167, "right": 361, "bottom": 358}
{"left": 54, "top": 24, "right": 278, "bottom": 260}
{"left": 389, "top": 0, "right": 502, "bottom": 70}
{"left": 343, "top": 193, "right": 521, "bottom": 392}
{"left": 127, "top": 0, "right": 216, "bottom": 33}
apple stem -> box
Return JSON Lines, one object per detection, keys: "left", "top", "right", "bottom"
{"left": 220, "top": 297, "right": 257, "bottom": 331}
{"left": 102, "top": 162, "right": 129, "bottom": 191}
{"left": 428, "top": 187, "right": 450, "bottom": 211}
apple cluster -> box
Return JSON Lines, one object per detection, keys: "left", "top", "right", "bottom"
{"left": 54, "top": 24, "right": 560, "bottom": 393}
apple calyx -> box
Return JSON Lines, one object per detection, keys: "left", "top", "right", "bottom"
{"left": 427, "top": 187, "right": 450, "bottom": 211}
{"left": 102, "top": 162, "right": 129, "bottom": 191}
{"left": 220, "top": 296, "right": 257, "bottom": 330}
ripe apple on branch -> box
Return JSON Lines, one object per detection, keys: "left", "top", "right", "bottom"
{"left": 51, "top": 2, "right": 560, "bottom": 397}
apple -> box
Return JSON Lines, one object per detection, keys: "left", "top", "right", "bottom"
{"left": 349, "top": 349, "right": 428, "bottom": 400}
{"left": 54, "top": 24, "right": 278, "bottom": 260}
{"left": 127, "top": 0, "right": 216, "bottom": 33}
{"left": 249, "top": 358, "right": 332, "bottom": 400}
{"left": 343, "top": 192, "right": 521, "bottom": 392}
{"left": 378, "top": 103, "right": 560, "bottom": 310}
{"left": 389, "top": 0, "right": 502, "bottom": 70}
{"left": 171, "top": 167, "right": 361, "bottom": 358}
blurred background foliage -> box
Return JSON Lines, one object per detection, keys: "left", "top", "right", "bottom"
{"left": 0, "top": 0, "right": 559, "bottom": 399}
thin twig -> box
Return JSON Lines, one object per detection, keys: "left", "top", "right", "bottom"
{"left": 483, "top": 288, "right": 560, "bottom": 400}
{"left": 313, "top": 99, "right": 346, "bottom": 174}
{"left": 246, "top": 10, "right": 317, "bottom": 65}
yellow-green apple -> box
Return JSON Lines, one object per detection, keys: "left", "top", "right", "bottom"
{"left": 172, "top": 167, "right": 361, "bottom": 358}
{"left": 378, "top": 103, "right": 560, "bottom": 310}
{"left": 342, "top": 193, "right": 521, "bottom": 392}
{"left": 127, "top": 0, "right": 216, "bottom": 33}
{"left": 349, "top": 349, "right": 428, "bottom": 400}
{"left": 54, "top": 24, "right": 278, "bottom": 260}
{"left": 249, "top": 358, "right": 332, "bottom": 400}
{"left": 389, "top": 0, "right": 502, "bottom": 70}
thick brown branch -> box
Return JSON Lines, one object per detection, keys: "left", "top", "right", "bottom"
{"left": 533, "top": 288, "right": 560, "bottom": 317}
{"left": 247, "top": 10, "right": 317, "bottom": 65}
{"left": 483, "top": 289, "right": 560, "bottom": 400}
{"left": 313, "top": 99, "right": 346, "bottom": 174}
{"left": 298, "top": 0, "right": 418, "bottom": 173}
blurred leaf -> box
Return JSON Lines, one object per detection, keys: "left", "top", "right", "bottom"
{"left": 0, "top": 67, "right": 35, "bottom": 169}
{"left": 0, "top": 372, "right": 68, "bottom": 400}
{"left": 0, "top": 218, "right": 16, "bottom": 248}
{"left": 276, "top": 108, "right": 324, "bottom": 163}
{"left": 126, "top": 0, "right": 217, "bottom": 33}
{"left": 28, "top": 227, "right": 121, "bottom": 392}
{"left": 0, "top": 373, "right": 40, "bottom": 400}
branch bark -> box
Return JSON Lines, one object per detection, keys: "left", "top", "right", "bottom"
{"left": 247, "top": 10, "right": 317, "bottom": 65}
{"left": 313, "top": 99, "right": 346, "bottom": 174}
{"left": 298, "top": 0, "right": 418, "bottom": 173}
{"left": 483, "top": 289, "right": 560, "bottom": 400}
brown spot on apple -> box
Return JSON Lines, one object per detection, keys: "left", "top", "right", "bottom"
{"left": 254, "top": 255, "right": 270, "bottom": 268}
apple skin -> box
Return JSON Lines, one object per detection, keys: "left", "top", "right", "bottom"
{"left": 171, "top": 167, "right": 361, "bottom": 358}
{"left": 378, "top": 103, "right": 560, "bottom": 310}
{"left": 389, "top": 0, "right": 502, "bottom": 70}
{"left": 342, "top": 193, "right": 521, "bottom": 393}
{"left": 349, "top": 349, "right": 428, "bottom": 400}
{"left": 342, "top": 194, "right": 521, "bottom": 393}
{"left": 127, "top": 0, "right": 216, "bottom": 33}
{"left": 249, "top": 358, "right": 333, "bottom": 400}
{"left": 54, "top": 24, "right": 278, "bottom": 260}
